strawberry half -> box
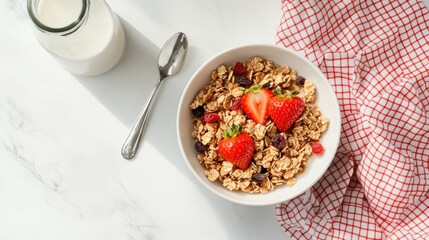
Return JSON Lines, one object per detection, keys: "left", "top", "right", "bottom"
{"left": 218, "top": 124, "right": 255, "bottom": 170}
{"left": 268, "top": 90, "right": 305, "bottom": 132}
{"left": 241, "top": 83, "right": 274, "bottom": 124}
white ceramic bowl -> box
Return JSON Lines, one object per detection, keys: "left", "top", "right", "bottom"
{"left": 177, "top": 44, "right": 341, "bottom": 206}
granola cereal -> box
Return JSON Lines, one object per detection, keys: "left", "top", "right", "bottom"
{"left": 190, "top": 57, "right": 329, "bottom": 193}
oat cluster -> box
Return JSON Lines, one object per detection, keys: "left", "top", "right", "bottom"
{"left": 190, "top": 57, "right": 329, "bottom": 193}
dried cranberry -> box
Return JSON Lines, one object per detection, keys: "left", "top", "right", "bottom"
{"left": 191, "top": 106, "right": 205, "bottom": 117}
{"left": 271, "top": 134, "right": 286, "bottom": 149}
{"left": 231, "top": 98, "right": 242, "bottom": 110}
{"left": 195, "top": 141, "right": 208, "bottom": 153}
{"left": 251, "top": 173, "right": 265, "bottom": 184}
{"left": 203, "top": 113, "right": 220, "bottom": 123}
{"left": 311, "top": 142, "right": 325, "bottom": 155}
{"left": 237, "top": 75, "right": 252, "bottom": 87}
{"left": 295, "top": 75, "right": 306, "bottom": 85}
{"left": 233, "top": 62, "right": 246, "bottom": 75}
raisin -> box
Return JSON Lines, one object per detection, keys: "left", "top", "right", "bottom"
{"left": 295, "top": 75, "right": 306, "bottom": 85}
{"left": 191, "top": 106, "right": 205, "bottom": 118}
{"left": 251, "top": 173, "right": 265, "bottom": 184}
{"left": 271, "top": 134, "right": 286, "bottom": 149}
{"left": 237, "top": 75, "right": 252, "bottom": 87}
{"left": 195, "top": 141, "right": 208, "bottom": 153}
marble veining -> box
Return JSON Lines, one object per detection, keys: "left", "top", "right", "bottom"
{"left": 1, "top": 0, "right": 287, "bottom": 239}
{"left": 7, "top": 0, "right": 27, "bottom": 20}
{"left": 0, "top": 96, "right": 155, "bottom": 239}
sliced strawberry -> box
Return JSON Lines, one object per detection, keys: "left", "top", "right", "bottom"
{"left": 268, "top": 90, "right": 305, "bottom": 132}
{"left": 218, "top": 124, "right": 254, "bottom": 170}
{"left": 241, "top": 84, "right": 274, "bottom": 124}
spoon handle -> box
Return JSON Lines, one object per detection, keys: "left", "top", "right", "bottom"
{"left": 121, "top": 80, "right": 162, "bottom": 159}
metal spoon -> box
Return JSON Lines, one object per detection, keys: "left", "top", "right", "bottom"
{"left": 121, "top": 32, "right": 188, "bottom": 160}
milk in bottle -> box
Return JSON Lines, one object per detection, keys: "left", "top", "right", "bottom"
{"left": 28, "top": 0, "right": 126, "bottom": 76}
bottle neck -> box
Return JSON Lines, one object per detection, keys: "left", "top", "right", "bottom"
{"left": 27, "top": 0, "right": 90, "bottom": 36}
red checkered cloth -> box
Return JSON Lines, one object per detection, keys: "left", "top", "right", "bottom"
{"left": 275, "top": 1, "right": 429, "bottom": 239}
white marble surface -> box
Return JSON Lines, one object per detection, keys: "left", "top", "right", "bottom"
{"left": 0, "top": 0, "right": 290, "bottom": 239}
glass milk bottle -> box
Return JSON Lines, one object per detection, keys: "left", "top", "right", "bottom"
{"left": 27, "top": 0, "right": 126, "bottom": 76}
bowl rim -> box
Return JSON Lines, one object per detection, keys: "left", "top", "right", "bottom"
{"left": 177, "top": 43, "right": 341, "bottom": 206}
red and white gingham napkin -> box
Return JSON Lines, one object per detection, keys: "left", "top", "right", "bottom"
{"left": 275, "top": 1, "right": 429, "bottom": 239}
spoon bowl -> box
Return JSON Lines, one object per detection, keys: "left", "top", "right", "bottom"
{"left": 158, "top": 33, "right": 188, "bottom": 79}
{"left": 121, "top": 32, "right": 188, "bottom": 160}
